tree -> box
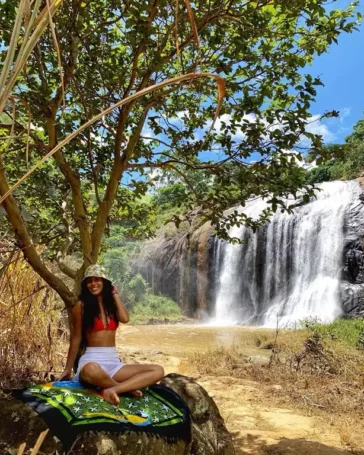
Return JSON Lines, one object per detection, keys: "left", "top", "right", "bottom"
{"left": 338, "top": 115, "right": 364, "bottom": 178}
{"left": 305, "top": 118, "right": 364, "bottom": 183}
{"left": 0, "top": 0, "right": 360, "bottom": 316}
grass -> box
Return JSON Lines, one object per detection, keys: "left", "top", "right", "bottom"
{"left": 301, "top": 317, "right": 364, "bottom": 348}
{"left": 183, "top": 319, "right": 364, "bottom": 452}
{"left": 0, "top": 249, "right": 64, "bottom": 389}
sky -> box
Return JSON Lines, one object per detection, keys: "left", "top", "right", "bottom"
{"left": 122, "top": 2, "right": 364, "bottom": 187}
{"left": 306, "top": 0, "right": 364, "bottom": 144}
{"left": 143, "top": 0, "right": 364, "bottom": 157}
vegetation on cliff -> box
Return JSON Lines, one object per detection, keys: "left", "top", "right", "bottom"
{"left": 100, "top": 225, "right": 182, "bottom": 323}
{"left": 307, "top": 115, "right": 364, "bottom": 183}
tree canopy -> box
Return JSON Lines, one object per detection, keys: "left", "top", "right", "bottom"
{"left": 0, "top": 0, "right": 360, "bottom": 308}
{"left": 306, "top": 114, "right": 364, "bottom": 184}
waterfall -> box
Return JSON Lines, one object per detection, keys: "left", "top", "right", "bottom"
{"left": 211, "top": 181, "right": 362, "bottom": 327}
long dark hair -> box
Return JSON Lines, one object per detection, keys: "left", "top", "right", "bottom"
{"left": 79, "top": 278, "right": 118, "bottom": 334}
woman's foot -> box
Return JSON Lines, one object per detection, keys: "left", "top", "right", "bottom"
{"left": 130, "top": 389, "right": 143, "bottom": 398}
{"left": 101, "top": 387, "right": 120, "bottom": 406}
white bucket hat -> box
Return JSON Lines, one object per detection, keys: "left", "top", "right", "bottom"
{"left": 82, "top": 264, "right": 111, "bottom": 284}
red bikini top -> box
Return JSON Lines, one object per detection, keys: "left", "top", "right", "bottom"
{"left": 88, "top": 316, "right": 119, "bottom": 333}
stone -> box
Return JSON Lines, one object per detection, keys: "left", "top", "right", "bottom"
{"left": 340, "top": 282, "right": 364, "bottom": 315}
{"left": 296, "top": 379, "right": 309, "bottom": 390}
{"left": 161, "top": 374, "right": 234, "bottom": 455}
{"left": 0, "top": 374, "right": 234, "bottom": 455}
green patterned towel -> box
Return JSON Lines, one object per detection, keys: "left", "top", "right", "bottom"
{"left": 17, "top": 380, "right": 190, "bottom": 449}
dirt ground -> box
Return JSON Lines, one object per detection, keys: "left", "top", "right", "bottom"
{"left": 118, "top": 325, "right": 361, "bottom": 455}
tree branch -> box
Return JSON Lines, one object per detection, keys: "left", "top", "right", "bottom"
{"left": 56, "top": 199, "right": 77, "bottom": 279}
{"left": 46, "top": 118, "right": 92, "bottom": 265}
{"left": 90, "top": 103, "right": 153, "bottom": 261}
{"left": 43, "top": 20, "right": 92, "bottom": 266}
{"left": 0, "top": 153, "right": 74, "bottom": 307}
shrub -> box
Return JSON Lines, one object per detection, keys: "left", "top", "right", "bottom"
{"left": 302, "top": 317, "right": 364, "bottom": 348}
{"left": 131, "top": 294, "right": 182, "bottom": 321}
{"left": 0, "top": 251, "right": 63, "bottom": 388}
{"left": 125, "top": 274, "right": 148, "bottom": 303}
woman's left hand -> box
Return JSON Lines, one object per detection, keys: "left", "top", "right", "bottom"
{"left": 111, "top": 284, "right": 118, "bottom": 296}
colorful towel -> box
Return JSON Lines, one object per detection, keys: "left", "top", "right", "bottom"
{"left": 17, "top": 381, "right": 190, "bottom": 449}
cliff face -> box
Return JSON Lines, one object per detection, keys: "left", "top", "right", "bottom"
{"left": 134, "top": 180, "right": 364, "bottom": 322}
{"left": 133, "top": 221, "right": 216, "bottom": 317}
{"left": 341, "top": 189, "right": 364, "bottom": 315}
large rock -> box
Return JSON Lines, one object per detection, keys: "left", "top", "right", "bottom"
{"left": 0, "top": 374, "right": 234, "bottom": 455}
{"left": 342, "top": 183, "right": 364, "bottom": 314}
{"left": 161, "top": 374, "right": 234, "bottom": 455}
{"left": 132, "top": 210, "right": 217, "bottom": 318}
{"left": 137, "top": 180, "right": 364, "bottom": 319}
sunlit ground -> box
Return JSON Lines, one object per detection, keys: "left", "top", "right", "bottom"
{"left": 117, "top": 324, "right": 274, "bottom": 361}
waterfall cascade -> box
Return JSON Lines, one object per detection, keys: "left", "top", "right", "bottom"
{"left": 212, "top": 181, "right": 364, "bottom": 327}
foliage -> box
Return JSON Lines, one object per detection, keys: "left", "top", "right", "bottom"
{"left": 100, "top": 225, "right": 182, "bottom": 321}
{"left": 0, "top": 0, "right": 360, "bottom": 306}
{"left": 126, "top": 274, "right": 148, "bottom": 303}
{"left": 100, "top": 226, "right": 144, "bottom": 307}
{"left": 152, "top": 182, "right": 188, "bottom": 210}
{"left": 0, "top": 249, "right": 63, "bottom": 389}
{"left": 306, "top": 117, "right": 364, "bottom": 183}
{"left": 337, "top": 140, "right": 364, "bottom": 180}
{"left": 305, "top": 161, "right": 334, "bottom": 185}
{"left": 131, "top": 294, "right": 182, "bottom": 324}
{"left": 302, "top": 317, "right": 364, "bottom": 348}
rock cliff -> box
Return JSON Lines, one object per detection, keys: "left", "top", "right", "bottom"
{"left": 134, "top": 180, "right": 364, "bottom": 322}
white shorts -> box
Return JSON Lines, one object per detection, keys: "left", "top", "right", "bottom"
{"left": 73, "top": 347, "right": 125, "bottom": 382}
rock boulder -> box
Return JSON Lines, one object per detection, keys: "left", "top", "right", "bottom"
{"left": 0, "top": 374, "right": 234, "bottom": 455}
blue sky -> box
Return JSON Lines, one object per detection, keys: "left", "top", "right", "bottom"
{"left": 137, "top": 0, "right": 364, "bottom": 180}
{"left": 144, "top": 1, "right": 364, "bottom": 154}
{"left": 306, "top": 0, "right": 364, "bottom": 144}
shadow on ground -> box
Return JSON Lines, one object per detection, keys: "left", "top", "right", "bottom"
{"left": 232, "top": 432, "right": 364, "bottom": 455}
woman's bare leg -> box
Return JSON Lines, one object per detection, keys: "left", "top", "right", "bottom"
{"left": 80, "top": 362, "right": 120, "bottom": 405}
{"left": 105, "top": 364, "right": 164, "bottom": 400}
{"left": 80, "top": 362, "right": 165, "bottom": 406}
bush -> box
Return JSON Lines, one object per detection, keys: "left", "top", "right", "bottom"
{"left": 302, "top": 317, "right": 364, "bottom": 348}
{"left": 305, "top": 163, "right": 335, "bottom": 184}
{"left": 125, "top": 274, "right": 148, "bottom": 303}
{"left": 131, "top": 294, "right": 182, "bottom": 322}
{"left": 0, "top": 253, "right": 63, "bottom": 388}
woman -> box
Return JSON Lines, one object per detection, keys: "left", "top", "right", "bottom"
{"left": 58, "top": 265, "right": 165, "bottom": 405}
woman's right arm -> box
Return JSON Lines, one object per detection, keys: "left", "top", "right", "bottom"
{"left": 58, "top": 301, "right": 83, "bottom": 380}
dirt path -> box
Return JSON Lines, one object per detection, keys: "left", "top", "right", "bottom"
{"left": 197, "top": 376, "right": 349, "bottom": 455}
{"left": 118, "top": 326, "right": 355, "bottom": 455}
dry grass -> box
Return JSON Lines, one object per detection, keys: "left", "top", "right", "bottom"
{"left": 0, "top": 247, "right": 65, "bottom": 389}
{"left": 184, "top": 326, "right": 364, "bottom": 452}
{"left": 15, "top": 430, "right": 50, "bottom": 455}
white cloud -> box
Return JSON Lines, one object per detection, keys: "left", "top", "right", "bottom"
{"left": 90, "top": 132, "right": 106, "bottom": 146}
{"left": 304, "top": 114, "right": 336, "bottom": 143}
{"left": 167, "top": 110, "right": 189, "bottom": 126}
{"left": 285, "top": 150, "right": 317, "bottom": 170}
{"left": 212, "top": 113, "right": 257, "bottom": 140}
{"left": 30, "top": 122, "right": 44, "bottom": 132}
{"left": 146, "top": 108, "right": 346, "bottom": 151}
{"left": 304, "top": 107, "right": 352, "bottom": 143}
{"left": 339, "top": 107, "right": 351, "bottom": 123}
{"left": 141, "top": 125, "right": 155, "bottom": 141}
